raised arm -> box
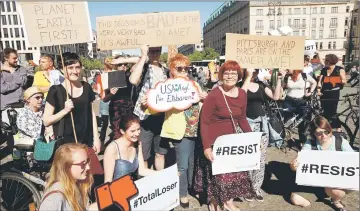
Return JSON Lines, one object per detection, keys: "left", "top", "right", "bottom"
{"left": 241, "top": 68, "right": 254, "bottom": 92}
{"left": 129, "top": 45, "right": 149, "bottom": 86}
{"left": 264, "top": 69, "right": 286, "bottom": 100}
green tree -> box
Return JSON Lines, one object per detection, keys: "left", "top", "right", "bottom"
{"left": 160, "top": 52, "right": 168, "bottom": 64}
{"left": 188, "top": 51, "right": 204, "bottom": 61}
{"left": 202, "top": 47, "right": 220, "bottom": 60}
{"left": 80, "top": 56, "right": 104, "bottom": 71}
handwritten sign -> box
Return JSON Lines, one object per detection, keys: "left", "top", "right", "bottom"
{"left": 146, "top": 77, "right": 200, "bottom": 112}
{"left": 18, "top": 2, "right": 92, "bottom": 46}
{"left": 225, "top": 33, "right": 305, "bottom": 69}
{"left": 96, "top": 11, "right": 201, "bottom": 50}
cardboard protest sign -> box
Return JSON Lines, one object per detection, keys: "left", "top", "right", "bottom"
{"left": 18, "top": 1, "right": 92, "bottom": 46}
{"left": 212, "top": 132, "right": 262, "bottom": 175}
{"left": 129, "top": 164, "right": 179, "bottom": 210}
{"left": 296, "top": 150, "right": 359, "bottom": 190}
{"left": 225, "top": 33, "right": 305, "bottom": 69}
{"left": 146, "top": 77, "right": 200, "bottom": 112}
{"left": 96, "top": 11, "right": 201, "bottom": 50}
{"left": 304, "top": 40, "right": 317, "bottom": 58}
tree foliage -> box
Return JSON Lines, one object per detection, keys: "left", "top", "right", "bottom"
{"left": 187, "top": 47, "right": 219, "bottom": 61}
{"left": 80, "top": 56, "right": 104, "bottom": 71}
{"left": 160, "top": 52, "right": 168, "bottom": 64}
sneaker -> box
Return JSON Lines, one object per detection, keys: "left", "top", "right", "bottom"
{"left": 244, "top": 197, "right": 254, "bottom": 202}
{"left": 255, "top": 195, "right": 264, "bottom": 202}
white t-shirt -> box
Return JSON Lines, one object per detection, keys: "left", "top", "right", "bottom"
{"left": 49, "top": 69, "right": 65, "bottom": 86}
{"left": 286, "top": 74, "right": 316, "bottom": 98}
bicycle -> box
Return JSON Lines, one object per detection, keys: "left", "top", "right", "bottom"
{"left": 269, "top": 93, "right": 353, "bottom": 152}
{"left": 1, "top": 110, "right": 48, "bottom": 211}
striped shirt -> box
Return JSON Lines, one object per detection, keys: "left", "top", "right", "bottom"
{"left": 133, "top": 64, "right": 167, "bottom": 120}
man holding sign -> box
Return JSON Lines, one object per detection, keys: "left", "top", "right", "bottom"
{"left": 290, "top": 117, "right": 356, "bottom": 210}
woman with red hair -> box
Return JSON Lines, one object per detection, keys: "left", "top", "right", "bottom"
{"left": 194, "top": 60, "right": 255, "bottom": 211}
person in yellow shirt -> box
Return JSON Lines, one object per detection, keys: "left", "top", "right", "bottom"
{"left": 33, "top": 54, "right": 64, "bottom": 98}
{"left": 160, "top": 54, "right": 208, "bottom": 208}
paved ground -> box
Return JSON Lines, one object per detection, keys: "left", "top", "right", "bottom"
{"left": 1, "top": 83, "right": 358, "bottom": 211}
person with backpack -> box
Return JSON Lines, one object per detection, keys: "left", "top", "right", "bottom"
{"left": 282, "top": 69, "right": 317, "bottom": 146}
{"left": 290, "top": 116, "right": 353, "bottom": 211}
{"left": 132, "top": 45, "right": 169, "bottom": 171}
{"left": 317, "top": 54, "right": 347, "bottom": 132}
{"left": 241, "top": 68, "right": 285, "bottom": 202}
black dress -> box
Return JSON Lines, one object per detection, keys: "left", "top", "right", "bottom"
{"left": 46, "top": 82, "right": 95, "bottom": 147}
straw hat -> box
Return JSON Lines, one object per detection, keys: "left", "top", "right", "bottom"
{"left": 24, "top": 86, "right": 43, "bottom": 101}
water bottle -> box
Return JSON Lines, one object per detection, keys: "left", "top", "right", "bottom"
{"left": 284, "top": 115, "right": 297, "bottom": 128}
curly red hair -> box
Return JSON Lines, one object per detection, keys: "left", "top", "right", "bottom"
{"left": 169, "top": 54, "right": 191, "bottom": 71}
{"left": 218, "top": 60, "right": 243, "bottom": 80}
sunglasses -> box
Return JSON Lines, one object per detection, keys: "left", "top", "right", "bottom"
{"left": 72, "top": 158, "right": 91, "bottom": 169}
{"left": 314, "top": 130, "right": 331, "bottom": 136}
{"left": 175, "top": 66, "right": 191, "bottom": 72}
{"left": 33, "top": 96, "right": 44, "bottom": 100}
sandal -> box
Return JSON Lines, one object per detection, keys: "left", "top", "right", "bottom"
{"left": 331, "top": 199, "right": 347, "bottom": 211}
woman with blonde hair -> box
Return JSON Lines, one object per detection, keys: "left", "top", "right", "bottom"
{"left": 39, "top": 143, "right": 98, "bottom": 211}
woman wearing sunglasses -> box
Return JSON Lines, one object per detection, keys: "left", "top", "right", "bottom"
{"left": 160, "top": 54, "right": 208, "bottom": 208}
{"left": 15, "top": 86, "right": 48, "bottom": 145}
{"left": 290, "top": 116, "right": 354, "bottom": 211}
{"left": 102, "top": 54, "right": 141, "bottom": 142}
{"left": 39, "top": 143, "right": 99, "bottom": 211}
{"left": 103, "top": 114, "right": 155, "bottom": 183}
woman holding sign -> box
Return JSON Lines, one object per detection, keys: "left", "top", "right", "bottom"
{"left": 241, "top": 68, "right": 285, "bottom": 202}
{"left": 43, "top": 52, "right": 101, "bottom": 151}
{"left": 194, "top": 60, "right": 255, "bottom": 211}
{"left": 160, "top": 54, "right": 208, "bottom": 208}
{"left": 290, "top": 116, "right": 354, "bottom": 211}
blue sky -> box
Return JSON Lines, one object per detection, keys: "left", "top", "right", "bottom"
{"left": 88, "top": 2, "right": 223, "bottom": 54}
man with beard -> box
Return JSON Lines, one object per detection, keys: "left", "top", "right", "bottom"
{"left": 1, "top": 48, "right": 28, "bottom": 125}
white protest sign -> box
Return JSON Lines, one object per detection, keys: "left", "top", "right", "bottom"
{"left": 304, "top": 40, "right": 317, "bottom": 58}
{"left": 296, "top": 150, "right": 359, "bottom": 190}
{"left": 146, "top": 77, "right": 200, "bottom": 112}
{"left": 18, "top": 2, "right": 92, "bottom": 46}
{"left": 130, "top": 164, "right": 179, "bottom": 210}
{"left": 212, "top": 132, "right": 262, "bottom": 175}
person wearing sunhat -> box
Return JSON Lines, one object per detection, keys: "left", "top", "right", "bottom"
{"left": 15, "top": 86, "right": 46, "bottom": 145}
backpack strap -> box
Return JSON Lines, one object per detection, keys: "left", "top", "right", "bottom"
{"left": 301, "top": 73, "right": 307, "bottom": 81}
{"left": 334, "top": 133, "right": 343, "bottom": 151}
{"left": 39, "top": 190, "right": 65, "bottom": 209}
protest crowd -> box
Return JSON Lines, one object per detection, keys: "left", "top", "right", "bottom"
{"left": 0, "top": 3, "right": 359, "bottom": 211}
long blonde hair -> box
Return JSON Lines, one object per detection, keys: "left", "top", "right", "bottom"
{"left": 45, "top": 143, "right": 93, "bottom": 211}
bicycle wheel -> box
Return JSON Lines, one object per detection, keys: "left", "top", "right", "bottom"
{"left": 0, "top": 172, "right": 41, "bottom": 211}
{"left": 338, "top": 121, "right": 353, "bottom": 143}
{"left": 345, "top": 110, "right": 359, "bottom": 128}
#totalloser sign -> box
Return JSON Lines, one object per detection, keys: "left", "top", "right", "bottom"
{"left": 147, "top": 77, "right": 200, "bottom": 112}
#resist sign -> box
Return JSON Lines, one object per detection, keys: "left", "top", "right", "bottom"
{"left": 130, "top": 164, "right": 179, "bottom": 210}
{"left": 212, "top": 132, "right": 262, "bottom": 175}
{"left": 225, "top": 33, "right": 305, "bottom": 69}
{"left": 296, "top": 150, "right": 359, "bottom": 190}
{"left": 96, "top": 11, "right": 201, "bottom": 50}
{"left": 18, "top": 2, "right": 92, "bottom": 47}
{"left": 146, "top": 77, "right": 200, "bottom": 112}
{"left": 304, "top": 40, "right": 317, "bottom": 58}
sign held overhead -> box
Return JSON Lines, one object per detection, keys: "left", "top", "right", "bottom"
{"left": 18, "top": 1, "right": 92, "bottom": 47}
{"left": 225, "top": 33, "right": 305, "bottom": 69}
{"left": 96, "top": 11, "right": 201, "bottom": 50}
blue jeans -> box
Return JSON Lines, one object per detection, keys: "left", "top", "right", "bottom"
{"left": 172, "top": 137, "right": 196, "bottom": 197}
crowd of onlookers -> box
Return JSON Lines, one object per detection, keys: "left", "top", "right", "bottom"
{"left": 1, "top": 46, "right": 357, "bottom": 211}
